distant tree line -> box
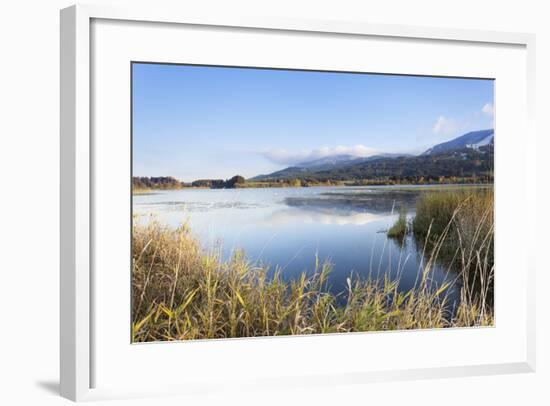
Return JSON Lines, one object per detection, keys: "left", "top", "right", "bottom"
{"left": 133, "top": 175, "right": 247, "bottom": 190}
{"left": 132, "top": 176, "right": 183, "bottom": 190}
{"left": 191, "top": 175, "right": 246, "bottom": 189}
{"left": 133, "top": 145, "right": 494, "bottom": 191}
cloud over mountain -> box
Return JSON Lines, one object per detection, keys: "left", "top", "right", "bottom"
{"left": 260, "top": 145, "right": 380, "bottom": 166}
{"left": 432, "top": 115, "right": 459, "bottom": 136}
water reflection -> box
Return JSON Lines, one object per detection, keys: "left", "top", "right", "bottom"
{"left": 264, "top": 207, "right": 388, "bottom": 226}
{"left": 133, "top": 186, "right": 463, "bottom": 301}
{"left": 286, "top": 189, "right": 420, "bottom": 213}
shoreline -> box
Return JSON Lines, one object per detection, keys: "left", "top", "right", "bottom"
{"left": 132, "top": 181, "right": 494, "bottom": 194}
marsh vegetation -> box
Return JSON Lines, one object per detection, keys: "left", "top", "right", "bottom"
{"left": 132, "top": 188, "right": 494, "bottom": 342}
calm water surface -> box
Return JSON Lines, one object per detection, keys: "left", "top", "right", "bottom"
{"left": 134, "top": 185, "right": 476, "bottom": 303}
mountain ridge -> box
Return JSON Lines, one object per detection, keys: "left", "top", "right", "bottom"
{"left": 422, "top": 129, "right": 494, "bottom": 156}
{"left": 251, "top": 129, "right": 494, "bottom": 182}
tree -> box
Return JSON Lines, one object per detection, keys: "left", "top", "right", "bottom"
{"left": 226, "top": 175, "right": 246, "bottom": 188}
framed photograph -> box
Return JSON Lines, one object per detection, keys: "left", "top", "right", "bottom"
{"left": 60, "top": 4, "right": 536, "bottom": 401}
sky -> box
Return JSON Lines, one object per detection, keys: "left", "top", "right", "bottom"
{"left": 132, "top": 63, "right": 494, "bottom": 181}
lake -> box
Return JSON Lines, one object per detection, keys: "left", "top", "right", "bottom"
{"left": 133, "top": 185, "right": 479, "bottom": 304}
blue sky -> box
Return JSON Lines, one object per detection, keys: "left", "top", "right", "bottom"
{"left": 132, "top": 63, "right": 494, "bottom": 181}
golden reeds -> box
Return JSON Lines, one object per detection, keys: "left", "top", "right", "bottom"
{"left": 132, "top": 189, "right": 494, "bottom": 342}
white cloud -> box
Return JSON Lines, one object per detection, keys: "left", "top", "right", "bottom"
{"left": 482, "top": 102, "right": 494, "bottom": 117}
{"left": 428, "top": 104, "right": 494, "bottom": 144}
{"left": 260, "top": 145, "right": 380, "bottom": 166}
{"left": 432, "top": 115, "right": 459, "bottom": 136}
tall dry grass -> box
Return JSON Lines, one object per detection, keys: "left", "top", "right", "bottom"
{"left": 132, "top": 189, "right": 494, "bottom": 342}
{"left": 413, "top": 189, "right": 494, "bottom": 311}
{"left": 413, "top": 189, "right": 493, "bottom": 249}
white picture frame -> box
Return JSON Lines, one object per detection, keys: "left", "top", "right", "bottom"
{"left": 60, "top": 3, "right": 536, "bottom": 402}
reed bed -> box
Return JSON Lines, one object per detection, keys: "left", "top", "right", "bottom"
{"left": 413, "top": 188, "right": 493, "bottom": 252}
{"left": 413, "top": 189, "right": 494, "bottom": 307}
{"left": 387, "top": 206, "right": 408, "bottom": 239}
{"left": 132, "top": 190, "right": 494, "bottom": 342}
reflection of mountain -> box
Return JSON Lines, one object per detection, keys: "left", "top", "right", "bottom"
{"left": 265, "top": 207, "right": 390, "bottom": 226}
{"left": 285, "top": 189, "right": 421, "bottom": 214}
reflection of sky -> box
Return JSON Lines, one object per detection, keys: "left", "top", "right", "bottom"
{"left": 133, "top": 186, "right": 458, "bottom": 300}
{"left": 264, "top": 208, "right": 387, "bottom": 226}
